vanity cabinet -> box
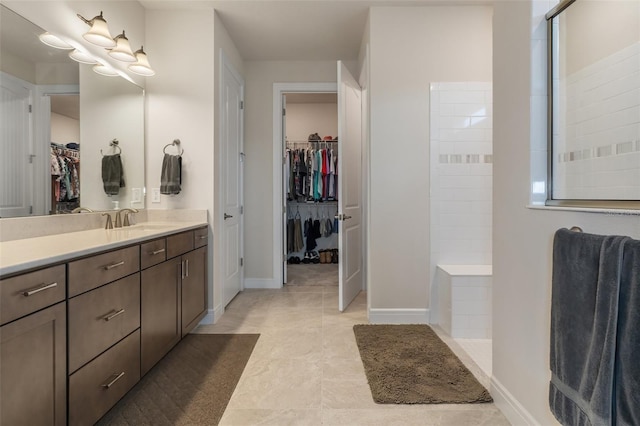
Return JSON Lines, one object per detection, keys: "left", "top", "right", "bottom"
{"left": 181, "top": 246, "right": 207, "bottom": 337}
{"left": 141, "top": 256, "right": 182, "bottom": 376}
{"left": 0, "top": 224, "right": 208, "bottom": 425}
{"left": 141, "top": 230, "right": 208, "bottom": 375}
{"left": 0, "top": 265, "right": 67, "bottom": 426}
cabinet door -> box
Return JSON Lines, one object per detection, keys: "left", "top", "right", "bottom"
{"left": 141, "top": 257, "right": 181, "bottom": 376}
{"left": 1, "top": 302, "right": 66, "bottom": 426}
{"left": 182, "top": 246, "right": 207, "bottom": 337}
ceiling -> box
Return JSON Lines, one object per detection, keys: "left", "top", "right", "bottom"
{"left": 140, "top": 0, "right": 489, "bottom": 61}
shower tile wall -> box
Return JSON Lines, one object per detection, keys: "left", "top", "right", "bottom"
{"left": 430, "top": 82, "right": 493, "bottom": 267}
{"left": 554, "top": 42, "right": 640, "bottom": 200}
{"left": 429, "top": 82, "right": 493, "bottom": 326}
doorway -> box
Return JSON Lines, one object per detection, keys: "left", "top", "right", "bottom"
{"left": 283, "top": 92, "right": 339, "bottom": 287}
{"left": 273, "top": 63, "right": 364, "bottom": 312}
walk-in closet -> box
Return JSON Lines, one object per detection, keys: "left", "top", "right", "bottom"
{"left": 49, "top": 94, "right": 80, "bottom": 214}
{"left": 283, "top": 92, "right": 339, "bottom": 285}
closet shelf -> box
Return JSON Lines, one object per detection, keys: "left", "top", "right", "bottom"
{"left": 289, "top": 200, "right": 337, "bottom": 205}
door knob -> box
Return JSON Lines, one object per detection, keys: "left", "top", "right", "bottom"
{"left": 334, "top": 214, "right": 353, "bottom": 221}
{"left": 224, "top": 213, "right": 233, "bottom": 220}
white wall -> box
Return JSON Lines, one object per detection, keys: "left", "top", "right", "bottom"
{"left": 492, "top": 1, "right": 640, "bottom": 424}
{"left": 80, "top": 66, "right": 145, "bottom": 211}
{"left": 50, "top": 112, "right": 79, "bottom": 144}
{"left": 368, "top": 6, "right": 493, "bottom": 317}
{"left": 145, "top": 7, "right": 217, "bottom": 315}
{"left": 285, "top": 102, "right": 338, "bottom": 142}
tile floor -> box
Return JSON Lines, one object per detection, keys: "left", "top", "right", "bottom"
{"left": 193, "top": 265, "right": 510, "bottom": 425}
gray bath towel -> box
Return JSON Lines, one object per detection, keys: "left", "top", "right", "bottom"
{"left": 615, "top": 238, "right": 640, "bottom": 426}
{"left": 549, "top": 228, "right": 629, "bottom": 426}
{"left": 101, "top": 154, "right": 125, "bottom": 195}
{"left": 160, "top": 154, "right": 181, "bottom": 195}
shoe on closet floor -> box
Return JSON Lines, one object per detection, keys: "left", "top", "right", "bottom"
{"left": 302, "top": 252, "right": 311, "bottom": 264}
{"left": 332, "top": 249, "right": 339, "bottom": 263}
{"left": 310, "top": 251, "right": 320, "bottom": 264}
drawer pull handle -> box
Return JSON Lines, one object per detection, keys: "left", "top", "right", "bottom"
{"left": 198, "top": 235, "right": 207, "bottom": 240}
{"left": 102, "top": 372, "right": 125, "bottom": 389}
{"left": 23, "top": 282, "right": 58, "bottom": 297}
{"left": 185, "top": 259, "right": 189, "bottom": 278}
{"left": 150, "top": 248, "right": 166, "bottom": 255}
{"left": 103, "top": 308, "right": 125, "bottom": 321}
{"left": 104, "top": 261, "right": 125, "bottom": 270}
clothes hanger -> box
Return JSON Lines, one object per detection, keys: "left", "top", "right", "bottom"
{"left": 100, "top": 139, "right": 122, "bottom": 156}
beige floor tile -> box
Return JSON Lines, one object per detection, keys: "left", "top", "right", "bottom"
{"left": 250, "top": 327, "right": 323, "bottom": 361}
{"left": 322, "top": 378, "right": 379, "bottom": 409}
{"left": 227, "top": 358, "right": 322, "bottom": 410}
{"left": 201, "top": 266, "right": 510, "bottom": 425}
{"left": 219, "top": 409, "right": 322, "bottom": 426}
{"left": 322, "top": 407, "right": 510, "bottom": 426}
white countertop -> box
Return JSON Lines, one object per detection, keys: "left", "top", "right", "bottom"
{"left": 0, "top": 221, "right": 208, "bottom": 276}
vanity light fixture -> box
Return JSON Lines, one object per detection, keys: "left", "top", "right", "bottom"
{"left": 39, "top": 32, "right": 73, "bottom": 50}
{"left": 77, "top": 11, "right": 115, "bottom": 48}
{"left": 69, "top": 49, "right": 98, "bottom": 65}
{"left": 93, "top": 61, "right": 119, "bottom": 77}
{"left": 128, "top": 46, "right": 155, "bottom": 76}
{"left": 109, "top": 31, "right": 136, "bottom": 62}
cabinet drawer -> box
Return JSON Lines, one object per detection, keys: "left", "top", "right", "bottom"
{"left": 68, "top": 245, "right": 139, "bottom": 297}
{"left": 1, "top": 265, "right": 66, "bottom": 325}
{"left": 140, "top": 238, "right": 166, "bottom": 270}
{"left": 68, "top": 273, "right": 140, "bottom": 373}
{"left": 194, "top": 226, "right": 208, "bottom": 248}
{"left": 166, "top": 230, "right": 194, "bottom": 259}
{"left": 68, "top": 329, "right": 140, "bottom": 426}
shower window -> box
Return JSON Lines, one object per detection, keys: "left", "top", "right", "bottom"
{"left": 546, "top": 0, "right": 640, "bottom": 209}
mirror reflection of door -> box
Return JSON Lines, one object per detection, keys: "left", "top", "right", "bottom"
{"left": 0, "top": 73, "right": 32, "bottom": 218}
{"left": 48, "top": 94, "right": 80, "bottom": 214}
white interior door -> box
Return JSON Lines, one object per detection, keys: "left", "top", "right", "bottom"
{"left": 221, "top": 56, "right": 244, "bottom": 306}
{"left": 337, "top": 61, "right": 363, "bottom": 311}
{"left": 1, "top": 73, "right": 33, "bottom": 217}
{"left": 282, "top": 94, "right": 288, "bottom": 284}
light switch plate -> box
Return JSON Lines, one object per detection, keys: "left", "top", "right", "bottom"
{"left": 151, "top": 188, "right": 161, "bottom": 203}
{"left": 132, "top": 188, "right": 142, "bottom": 203}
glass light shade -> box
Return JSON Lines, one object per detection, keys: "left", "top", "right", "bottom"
{"left": 128, "top": 47, "right": 155, "bottom": 76}
{"left": 39, "top": 32, "right": 73, "bottom": 50}
{"left": 82, "top": 13, "right": 115, "bottom": 48}
{"left": 108, "top": 32, "right": 136, "bottom": 62}
{"left": 93, "top": 63, "right": 119, "bottom": 77}
{"left": 68, "top": 49, "right": 97, "bottom": 64}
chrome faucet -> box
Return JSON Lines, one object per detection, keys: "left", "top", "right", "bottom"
{"left": 115, "top": 208, "right": 139, "bottom": 228}
{"left": 71, "top": 207, "right": 94, "bottom": 213}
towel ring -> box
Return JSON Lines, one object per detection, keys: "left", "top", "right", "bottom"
{"left": 101, "top": 139, "right": 122, "bottom": 156}
{"left": 163, "top": 139, "right": 184, "bottom": 155}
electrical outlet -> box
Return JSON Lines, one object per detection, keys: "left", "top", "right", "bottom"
{"left": 151, "top": 188, "right": 161, "bottom": 203}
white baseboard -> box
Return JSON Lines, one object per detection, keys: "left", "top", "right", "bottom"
{"left": 244, "top": 278, "right": 282, "bottom": 289}
{"left": 199, "top": 309, "right": 215, "bottom": 325}
{"left": 490, "top": 376, "right": 539, "bottom": 425}
{"left": 368, "top": 308, "right": 430, "bottom": 324}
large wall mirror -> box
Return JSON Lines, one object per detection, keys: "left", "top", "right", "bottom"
{"left": 0, "top": 4, "right": 145, "bottom": 218}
